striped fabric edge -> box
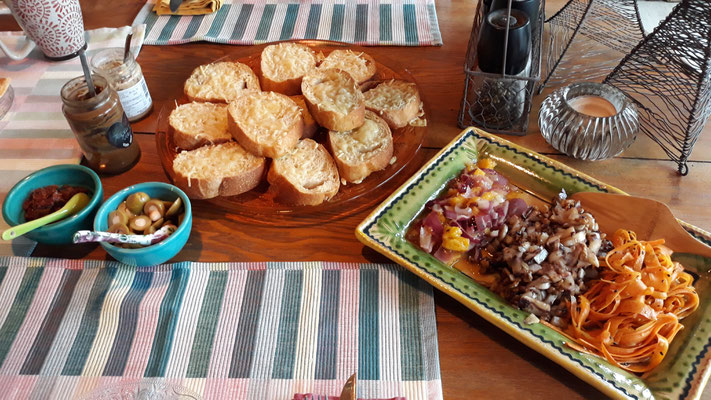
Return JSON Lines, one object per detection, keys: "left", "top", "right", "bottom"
{"left": 0, "top": 257, "right": 443, "bottom": 400}
{"left": 131, "top": 0, "right": 443, "bottom": 46}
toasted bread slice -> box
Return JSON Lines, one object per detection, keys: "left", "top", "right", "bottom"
{"left": 227, "top": 91, "right": 303, "bottom": 158}
{"left": 260, "top": 43, "right": 319, "bottom": 95}
{"left": 328, "top": 111, "right": 393, "bottom": 184}
{"left": 268, "top": 139, "right": 340, "bottom": 206}
{"left": 170, "top": 102, "right": 231, "bottom": 150}
{"left": 184, "top": 61, "right": 260, "bottom": 103}
{"left": 319, "top": 50, "right": 377, "bottom": 84}
{"left": 0, "top": 78, "right": 10, "bottom": 97}
{"left": 301, "top": 68, "right": 365, "bottom": 131}
{"left": 290, "top": 95, "right": 319, "bottom": 139}
{"left": 364, "top": 79, "right": 422, "bottom": 129}
{"left": 172, "top": 141, "right": 266, "bottom": 199}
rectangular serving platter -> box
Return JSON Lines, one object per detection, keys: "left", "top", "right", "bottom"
{"left": 356, "top": 128, "right": 711, "bottom": 400}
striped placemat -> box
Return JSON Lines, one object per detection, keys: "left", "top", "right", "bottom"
{"left": 0, "top": 258, "right": 442, "bottom": 400}
{"left": 132, "top": 0, "right": 443, "bottom": 46}
{"left": 0, "top": 26, "right": 146, "bottom": 257}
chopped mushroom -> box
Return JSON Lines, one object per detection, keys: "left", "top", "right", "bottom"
{"left": 470, "top": 192, "right": 612, "bottom": 322}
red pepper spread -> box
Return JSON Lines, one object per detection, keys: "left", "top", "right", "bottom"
{"left": 22, "top": 185, "right": 89, "bottom": 221}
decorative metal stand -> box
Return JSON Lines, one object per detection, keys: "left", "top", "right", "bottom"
{"left": 539, "top": 0, "right": 644, "bottom": 91}
{"left": 458, "top": 0, "right": 545, "bottom": 135}
{"left": 604, "top": 0, "right": 711, "bottom": 175}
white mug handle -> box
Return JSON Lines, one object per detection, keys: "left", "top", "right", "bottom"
{"left": 0, "top": 0, "right": 36, "bottom": 60}
{"left": 0, "top": 36, "right": 35, "bottom": 60}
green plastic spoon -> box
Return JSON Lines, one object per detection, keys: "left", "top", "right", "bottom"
{"left": 2, "top": 192, "right": 91, "bottom": 241}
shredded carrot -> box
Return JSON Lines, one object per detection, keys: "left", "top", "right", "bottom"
{"left": 563, "top": 229, "right": 699, "bottom": 375}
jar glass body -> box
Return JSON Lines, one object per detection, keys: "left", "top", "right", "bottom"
{"left": 91, "top": 48, "right": 153, "bottom": 122}
{"left": 61, "top": 75, "right": 141, "bottom": 174}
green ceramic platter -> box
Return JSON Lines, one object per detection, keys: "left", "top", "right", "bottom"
{"left": 356, "top": 128, "right": 711, "bottom": 400}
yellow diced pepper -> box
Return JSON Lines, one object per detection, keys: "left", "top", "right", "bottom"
{"left": 449, "top": 196, "right": 467, "bottom": 206}
{"left": 473, "top": 169, "right": 486, "bottom": 177}
{"left": 477, "top": 158, "right": 497, "bottom": 170}
{"left": 481, "top": 191, "right": 496, "bottom": 201}
{"left": 442, "top": 226, "right": 470, "bottom": 252}
{"left": 506, "top": 191, "right": 525, "bottom": 199}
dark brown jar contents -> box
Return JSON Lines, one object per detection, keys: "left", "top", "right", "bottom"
{"left": 22, "top": 185, "right": 89, "bottom": 221}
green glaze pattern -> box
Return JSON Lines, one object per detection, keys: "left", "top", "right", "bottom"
{"left": 357, "top": 128, "right": 711, "bottom": 400}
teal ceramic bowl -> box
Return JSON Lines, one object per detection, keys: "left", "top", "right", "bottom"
{"left": 2, "top": 164, "right": 103, "bottom": 245}
{"left": 94, "top": 182, "right": 192, "bottom": 267}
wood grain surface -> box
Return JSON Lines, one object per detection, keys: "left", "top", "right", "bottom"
{"left": 3, "top": 1, "right": 711, "bottom": 399}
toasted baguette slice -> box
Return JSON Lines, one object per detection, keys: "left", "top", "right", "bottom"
{"left": 268, "top": 139, "right": 340, "bottom": 206}
{"left": 301, "top": 68, "right": 365, "bottom": 131}
{"left": 328, "top": 111, "right": 393, "bottom": 184}
{"left": 364, "top": 79, "right": 422, "bottom": 129}
{"left": 227, "top": 91, "right": 303, "bottom": 158}
{"left": 0, "top": 77, "right": 10, "bottom": 97}
{"left": 319, "top": 50, "right": 377, "bottom": 84}
{"left": 260, "top": 43, "right": 319, "bottom": 95}
{"left": 172, "top": 141, "right": 266, "bottom": 199}
{"left": 170, "top": 102, "right": 231, "bottom": 150}
{"left": 184, "top": 61, "right": 260, "bottom": 103}
{"left": 289, "top": 95, "right": 319, "bottom": 139}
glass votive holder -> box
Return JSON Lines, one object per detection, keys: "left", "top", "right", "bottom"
{"left": 538, "top": 82, "right": 639, "bottom": 160}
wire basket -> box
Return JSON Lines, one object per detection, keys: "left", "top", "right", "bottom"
{"left": 458, "top": 0, "right": 545, "bottom": 135}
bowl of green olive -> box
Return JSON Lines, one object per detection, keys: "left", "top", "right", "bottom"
{"left": 94, "top": 182, "right": 192, "bottom": 266}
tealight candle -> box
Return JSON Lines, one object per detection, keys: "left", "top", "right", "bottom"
{"left": 567, "top": 95, "right": 618, "bottom": 118}
{"left": 538, "top": 82, "right": 639, "bottom": 160}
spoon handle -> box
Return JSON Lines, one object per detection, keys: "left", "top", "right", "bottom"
{"left": 2, "top": 209, "right": 69, "bottom": 240}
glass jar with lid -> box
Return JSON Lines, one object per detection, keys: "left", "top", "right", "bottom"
{"left": 91, "top": 48, "right": 153, "bottom": 122}
{"left": 61, "top": 74, "right": 141, "bottom": 174}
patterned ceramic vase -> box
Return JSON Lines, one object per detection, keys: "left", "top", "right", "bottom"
{"left": 2, "top": 0, "right": 86, "bottom": 60}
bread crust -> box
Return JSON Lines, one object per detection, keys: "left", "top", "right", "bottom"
{"left": 301, "top": 68, "right": 365, "bottom": 131}
{"left": 227, "top": 91, "right": 303, "bottom": 158}
{"left": 289, "top": 95, "right": 319, "bottom": 139}
{"left": 169, "top": 102, "right": 231, "bottom": 150}
{"left": 184, "top": 61, "right": 260, "bottom": 103}
{"left": 172, "top": 142, "right": 266, "bottom": 200}
{"left": 319, "top": 50, "right": 377, "bottom": 84}
{"left": 0, "top": 78, "right": 10, "bottom": 98}
{"left": 267, "top": 139, "right": 340, "bottom": 206}
{"left": 328, "top": 111, "right": 393, "bottom": 183}
{"left": 260, "top": 43, "right": 319, "bottom": 95}
{"left": 172, "top": 128, "right": 231, "bottom": 151}
{"left": 364, "top": 80, "right": 422, "bottom": 129}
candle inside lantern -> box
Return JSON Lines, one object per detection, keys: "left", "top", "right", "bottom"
{"left": 567, "top": 95, "right": 618, "bottom": 118}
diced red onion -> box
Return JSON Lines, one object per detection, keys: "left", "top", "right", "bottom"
{"left": 475, "top": 214, "right": 493, "bottom": 233}
{"left": 443, "top": 209, "right": 458, "bottom": 221}
{"left": 476, "top": 198, "right": 491, "bottom": 211}
{"left": 508, "top": 198, "right": 527, "bottom": 217}
{"left": 483, "top": 169, "right": 509, "bottom": 189}
{"left": 433, "top": 247, "right": 459, "bottom": 265}
{"left": 419, "top": 226, "right": 434, "bottom": 253}
{"left": 423, "top": 211, "right": 444, "bottom": 237}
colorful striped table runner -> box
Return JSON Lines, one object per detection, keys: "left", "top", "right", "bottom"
{"left": 132, "top": 0, "right": 443, "bottom": 46}
{"left": 0, "top": 26, "right": 146, "bottom": 257}
{"left": 0, "top": 258, "right": 443, "bottom": 400}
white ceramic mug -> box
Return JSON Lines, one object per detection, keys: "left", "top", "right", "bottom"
{"left": 0, "top": 0, "right": 86, "bottom": 60}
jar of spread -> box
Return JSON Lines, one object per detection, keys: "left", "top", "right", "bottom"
{"left": 91, "top": 48, "right": 152, "bottom": 122}
{"left": 61, "top": 74, "right": 141, "bottom": 174}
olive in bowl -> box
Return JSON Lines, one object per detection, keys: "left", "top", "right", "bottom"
{"left": 94, "top": 182, "right": 191, "bottom": 266}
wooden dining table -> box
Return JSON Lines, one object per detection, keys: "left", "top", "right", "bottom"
{"left": 3, "top": 0, "right": 711, "bottom": 399}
